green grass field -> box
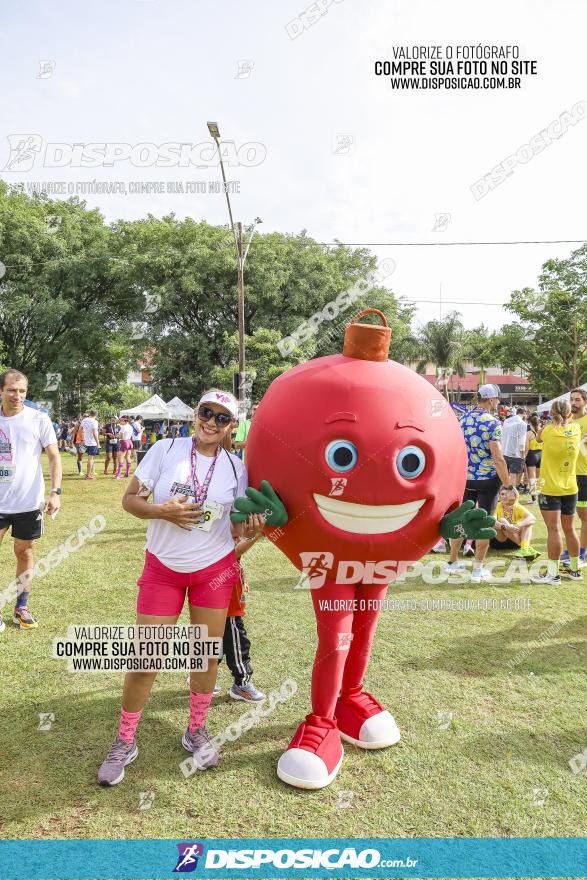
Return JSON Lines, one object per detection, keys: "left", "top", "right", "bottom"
{"left": 0, "top": 452, "right": 586, "bottom": 847}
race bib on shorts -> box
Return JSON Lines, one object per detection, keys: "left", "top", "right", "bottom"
{"left": 193, "top": 499, "right": 224, "bottom": 532}
{"left": 0, "top": 464, "right": 16, "bottom": 482}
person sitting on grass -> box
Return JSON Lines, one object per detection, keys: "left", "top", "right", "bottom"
{"left": 489, "top": 485, "right": 539, "bottom": 560}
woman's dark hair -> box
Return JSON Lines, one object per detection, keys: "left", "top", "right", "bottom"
{"left": 528, "top": 414, "right": 540, "bottom": 433}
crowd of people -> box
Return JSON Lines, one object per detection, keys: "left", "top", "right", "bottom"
{"left": 1, "top": 365, "right": 585, "bottom": 789}
{"left": 435, "top": 383, "right": 587, "bottom": 585}
{"left": 55, "top": 415, "right": 193, "bottom": 481}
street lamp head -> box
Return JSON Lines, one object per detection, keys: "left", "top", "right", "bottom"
{"left": 207, "top": 121, "right": 220, "bottom": 139}
{"left": 254, "top": 217, "right": 263, "bottom": 225}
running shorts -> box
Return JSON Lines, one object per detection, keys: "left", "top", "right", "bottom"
{"left": 489, "top": 536, "right": 518, "bottom": 550}
{"left": 538, "top": 493, "right": 577, "bottom": 515}
{"left": 118, "top": 439, "right": 133, "bottom": 452}
{"left": 136, "top": 549, "right": 238, "bottom": 616}
{"left": 525, "top": 450, "right": 542, "bottom": 468}
{"left": 0, "top": 508, "right": 44, "bottom": 540}
{"left": 577, "top": 475, "right": 587, "bottom": 508}
{"left": 504, "top": 455, "right": 524, "bottom": 475}
{"left": 463, "top": 475, "right": 502, "bottom": 515}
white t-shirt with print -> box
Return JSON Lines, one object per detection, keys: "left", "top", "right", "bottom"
{"left": 81, "top": 417, "right": 99, "bottom": 447}
{"left": 0, "top": 406, "right": 57, "bottom": 513}
{"left": 134, "top": 438, "right": 248, "bottom": 572}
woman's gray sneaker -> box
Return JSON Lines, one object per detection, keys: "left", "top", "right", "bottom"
{"left": 97, "top": 737, "right": 139, "bottom": 786}
{"left": 181, "top": 727, "right": 219, "bottom": 770}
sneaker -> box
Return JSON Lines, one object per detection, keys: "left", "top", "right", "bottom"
{"left": 277, "top": 714, "right": 343, "bottom": 790}
{"left": 531, "top": 572, "right": 561, "bottom": 585}
{"left": 13, "top": 607, "right": 38, "bottom": 629}
{"left": 181, "top": 726, "right": 219, "bottom": 770}
{"left": 229, "top": 682, "right": 266, "bottom": 702}
{"left": 335, "top": 686, "right": 400, "bottom": 749}
{"left": 513, "top": 546, "right": 541, "bottom": 561}
{"left": 97, "top": 737, "right": 139, "bottom": 786}
{"left": 84, "top": 475, "right": 96, "bottom": 481}
{"left": 462, "top": 541, "right": 475, "bottom": 557}
{"left": 0, "top": 614, "right": 5, "bottom": 634}
{"left": 561, "top": 569, "right": 582, "bottom": 581}
{"left": 471, "top": 567, "right": 491, "bottom": 582}
{"left": 431, "top": 538, "right": 446, "bottom": 553}
{"left": 446, "top": 561, "right": 466, "bottom": 574}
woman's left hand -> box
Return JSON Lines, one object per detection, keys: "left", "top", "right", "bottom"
{"left": 241, "top": 513, "right": 266, "bottom": 539}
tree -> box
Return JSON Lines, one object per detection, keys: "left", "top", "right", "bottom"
{"left": 306, "top": 287, "right": 416, "bottom": 362}
{"left": 209, "top": 328, "right": 311, "bottom": 403}
{"left": 500, "top": 243, "right": 587, "bottom": 396}
{"left": 85, "top": 383, "right": 151, "bottom": 422}
{"left": 0, "top": 184, "right": 139, "bottom": 398}
{"left": 113, "top": 216, "right": 383, "bottom": 398}
{"left": 413, "top": 311, "right": 465, "bottom": 398}
{"left": 463, "top": 325, "right": 499, "bottom": 384}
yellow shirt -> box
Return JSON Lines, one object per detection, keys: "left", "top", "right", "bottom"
{"left": 539, "top": 422, "right": 581, "bottom": 496}
{"left": 495, "top": 501, "right": 529, "bottom": 525}
{"left": 573, "top": 414, "right": 587, "bottom": 476}
{"left": 527, "top": 431, "right": 543, "bottom": 452}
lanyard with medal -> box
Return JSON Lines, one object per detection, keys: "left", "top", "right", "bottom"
{"left": 189, "top": 440, "right": 224, "bottom": 531}
{"left": 0, "top": 408, "right": 16, "bottom": 484}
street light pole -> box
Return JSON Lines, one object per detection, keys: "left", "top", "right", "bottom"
{"left": 207, "top": 121, "right": 262, "bottom": 415}
{"left": 236, "top": 222, "right": 245, "bottom": 397}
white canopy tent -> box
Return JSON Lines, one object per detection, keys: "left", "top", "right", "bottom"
{"left": 119, "top": 394, "right": 171, "bottom": 421}
{"left": 536, "top": 383, "right": 587, "bottom": 414}
{"left": 165, "top": 396, "right": 194, "bottom": 421}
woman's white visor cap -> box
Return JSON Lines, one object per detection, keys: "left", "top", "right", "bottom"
{"left": 197, "top": 390, "right": 239, "bottom": 419}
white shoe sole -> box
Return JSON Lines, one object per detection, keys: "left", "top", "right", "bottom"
{"left": 339, "top": 729, "right": 401, "bottom": 749}
{"left": 181, "top": 732, "right": 218, "bottom": 770}
{"left": 98, "top": 743, "right": 138, "bottom": 787}
{"left": 276, "top": 751, "right": 343, "bottom": 790}
{"left": 229, "top": 689, "right": 265, "bottom": 702}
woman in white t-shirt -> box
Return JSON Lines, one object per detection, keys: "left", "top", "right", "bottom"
{"left": 97, "top": 389, "right": 263, "bottom": 786}
{"left": 115, "top": 416, "right": 134, "bottom": 479}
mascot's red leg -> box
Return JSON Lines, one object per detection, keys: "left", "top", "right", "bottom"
{"left": 335, "top": 584, "right": 401, "bottom": 749}
{"left": 276, "top": 579, "right": 354, "bottom": 789}
{"left": 276, "top": 580, "right": 399, "bottom": 789}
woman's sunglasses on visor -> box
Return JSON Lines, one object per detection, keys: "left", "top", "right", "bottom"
{"left": 197, "top": 405, "right": 233, "bottom": 427}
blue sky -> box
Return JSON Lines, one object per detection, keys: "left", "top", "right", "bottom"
{"left": 1, "top": 0, "right": 586, "bottom": 331}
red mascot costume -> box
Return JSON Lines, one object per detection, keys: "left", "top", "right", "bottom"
{"left": 231, "top": 309, "right": 495, "bottom": 789}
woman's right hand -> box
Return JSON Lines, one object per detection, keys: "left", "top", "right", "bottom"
{"left": 159, "top": 495, "right": 203, "bottom": 530}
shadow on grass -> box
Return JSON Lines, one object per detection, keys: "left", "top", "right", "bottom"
{"left": 400, "top": 615, "right": 587, "bottom": 677}
{"left": 0, "top": 687, "right": 307, "bottom": 828}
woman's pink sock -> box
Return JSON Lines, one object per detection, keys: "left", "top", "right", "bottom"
{"left": 189, "top": 691, "right": 213, "bottom": 733}
{"left": 119, "top": 707, "right": 143, "bottom": 743}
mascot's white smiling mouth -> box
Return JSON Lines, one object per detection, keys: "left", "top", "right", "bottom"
{"left": 313, "top": 494, "right": 426, "bottom": 535}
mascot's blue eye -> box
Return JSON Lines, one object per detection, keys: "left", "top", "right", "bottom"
{"left": 325, "top": 440, "right": 358, "bottom": 472}
{"left": 397, "top": 445, "right": 426, "bottom": 478}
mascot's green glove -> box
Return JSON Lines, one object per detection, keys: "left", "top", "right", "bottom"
{"left": 439, "top": 500, "right": 496, "bottom": 541}
{"left": 230, "top": 479, "right": 289, "bottom": 527}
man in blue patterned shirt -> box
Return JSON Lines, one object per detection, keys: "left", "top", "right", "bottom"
{"left": 447, "top": 384, "right": 509, "bottom": 582}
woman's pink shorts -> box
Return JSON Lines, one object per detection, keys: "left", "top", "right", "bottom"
{"left": 119, "top": 439, "right": 133, "bottom": 452}
{"left": 136, "top": 550, "right": 238, "bottom": 616}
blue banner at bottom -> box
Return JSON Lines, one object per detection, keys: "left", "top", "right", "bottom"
{"left": 0, "top": 837, "right": 585, "bottom": 879}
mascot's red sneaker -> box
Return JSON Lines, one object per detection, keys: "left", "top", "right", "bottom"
{"left": 335, "top": 687, "right": 401, "bottom": 749}
{"left": 277, "top": 714, "right": 343, "bottom": 790}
